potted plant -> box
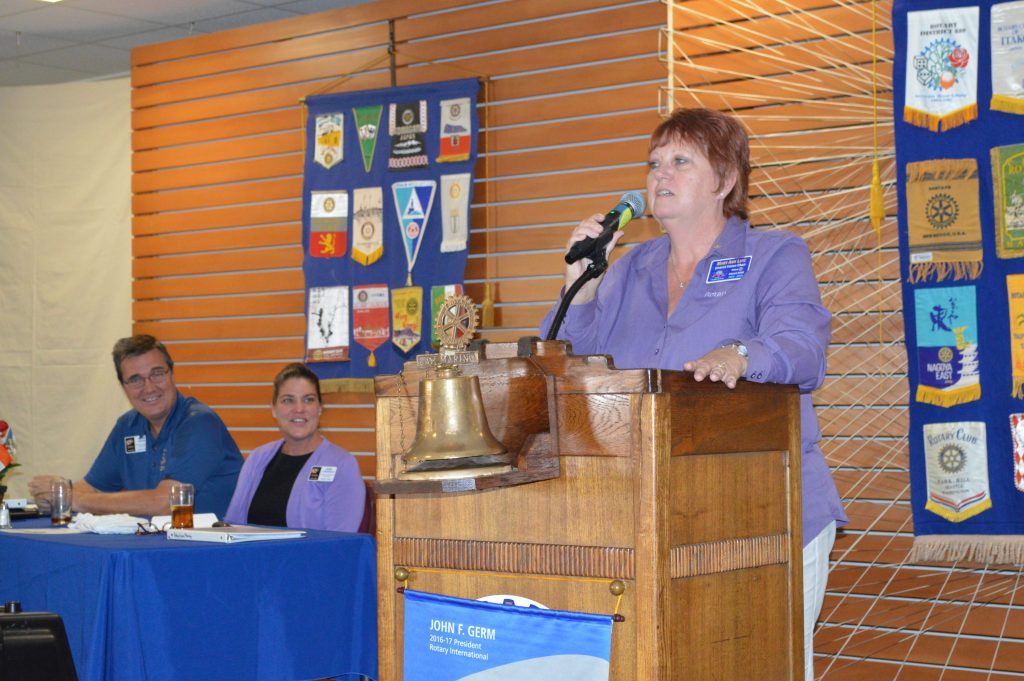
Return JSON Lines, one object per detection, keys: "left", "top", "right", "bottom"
{"left": 0, "top": 420, "right": 19, "bottom": 505}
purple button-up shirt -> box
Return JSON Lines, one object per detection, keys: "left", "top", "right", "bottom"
{"left": 541, "top": 216, "right": 847, "bottom": 545}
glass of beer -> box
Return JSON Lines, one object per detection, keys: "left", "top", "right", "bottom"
{"left": 169, "top": 482, "right": 194, "bottom": 529}
{"left": 50, "top": 478, "right": 72, "bottom": 526}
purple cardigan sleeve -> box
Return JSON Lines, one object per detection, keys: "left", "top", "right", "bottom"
{"left": 223, "top": 440, "right": 278, "bottom": 524}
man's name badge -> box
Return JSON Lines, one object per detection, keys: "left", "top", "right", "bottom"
{"left": 124, "top": 435, "right": 147, "bottom": 454}
{"left": 706, "top": 256, "right": 752, "bottom": 283}
{"left": 309, "top": 466, "right": 337, "bottom": 482}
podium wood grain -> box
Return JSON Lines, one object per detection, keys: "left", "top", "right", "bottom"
{"left": 375, "top": 340, "right": 803, "bottom": 680}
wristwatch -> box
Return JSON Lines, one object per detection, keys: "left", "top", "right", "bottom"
{"left": 722, "top": 342, "right": 749, "bottom": 358}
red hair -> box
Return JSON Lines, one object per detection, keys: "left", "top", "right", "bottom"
{"left": 649, "top": 108, "right": 751, "bottom": 220}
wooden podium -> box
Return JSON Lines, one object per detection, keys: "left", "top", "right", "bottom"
{"left": 374, "top": 339, "right": 803, "bottom": 680}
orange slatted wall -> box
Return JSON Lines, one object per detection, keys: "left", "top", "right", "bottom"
{"left": 130, "top": 0, "right": 670, "bottom": 481}
{"left": 131, "top": 1, "right": 1019, "bottom": 678}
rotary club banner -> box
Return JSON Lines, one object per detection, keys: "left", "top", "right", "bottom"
{"left": 922, "top": 422, "right": 991, "bottom": 522}
{"left": 306, "top": 286, "right": 349, "bottom": 362}
{"left": 352, "top": 284, "right": 389, "bottom": 368}
{"left": 905, "top": 159, "right": 983, "bottom": 283}
{"left": 991, "top": 143, "right": 1024, "bottom": 258}
{"left": 302, "top": 78, "right": 479, "bottom": 386}
{"left": 352, "top": 187, "right": 384, "bottom": 266}
{"left": 402, "top": 590, "right": 613, "bottom": 681}
{"left": 1009, "top": 275, "right": 1024, "bottom": 396}
{"left": 904, "top": 6, "right": 979, "bottom": 131}
{"left": 392, "top": 286, "right": 423, "bottom": 353}
{"left": 440, "top": 173, "right": 471, "bottom": 253}
{"left": 309, "top": 190, "right": 348, "bottom": 258}
{"left": 992, "top": 1, "right": 1024, "bottom": 114}
{"left": 314, "top": 113, "right": 343, "bottom": 169}
{"left": 1011, "top": 413, "right": 1024, "bottom": 491}
{"left": 913, "top": 286, "right": 980, "bottom": 406}
{"left": 389, "top": 101, "right": 429, "bottom": 171}
{"left": 897, "top": 1, "right": 1024, "bottom": 563}
{"left": 437, "top": 97, "right": 473, "bottom": 162}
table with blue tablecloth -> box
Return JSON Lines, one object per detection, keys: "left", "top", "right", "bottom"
{"left": 0, "top": 518, "right": 377, "bottom": 681}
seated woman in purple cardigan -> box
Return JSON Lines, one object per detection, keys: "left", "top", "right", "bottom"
{"left": 225, "top": 363, "right": 365, "bottom": 532}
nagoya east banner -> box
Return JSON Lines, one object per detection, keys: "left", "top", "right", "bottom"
{"left": 302, "top": 78, "right": 480, "bottom": 387}
{"left": 894, "top": 0, "right": 1024, "bottom": 563}
{"left": 402, "top": 590, "right": 613, "bottom": 680}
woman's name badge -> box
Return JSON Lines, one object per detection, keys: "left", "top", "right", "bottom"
{"left": 309, "top": 465, "right": 337, "bottom": 482}
{"left": 706, "top": 256, "right": 751, "bottom": 283}
{"left": 123, "top": 435, "right": 147, "bottom": 454}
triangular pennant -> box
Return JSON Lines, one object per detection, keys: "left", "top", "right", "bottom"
{"left": 352, "top": 105, "right": 382, "bottom": 173}
{"left": 391, "top": 180, "right": 436, "bottom": 284}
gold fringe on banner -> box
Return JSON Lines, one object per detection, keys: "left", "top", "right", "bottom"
{"left": 903, "top": 103, "right": 978, "bottom": 132}
{"left": 991, "top": 95, "right": 1024, "bottom": 115}
{"left": 1014, "top": 379, "right": 1023, "bottom": 399}
{"left": 907, "top": 259, "right": 984, "bottom": 284}
{"left": 916, "top": 384, "right": 982, "bottom": 407}
{"left": 910, "top": 535, "right": 1024, "bottom": 565}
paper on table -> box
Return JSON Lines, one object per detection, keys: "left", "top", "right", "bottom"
{"left": 166, "top": 526, "right": 306, "bottom": 543}
{"left": 1, "top": 526, "right": 87, "bottom": 534}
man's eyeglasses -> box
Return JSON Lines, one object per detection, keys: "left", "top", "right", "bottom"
{"left": 135, "top": 522, "right": 170, "bottom": 536}
{"left": 123, "top": 367, "right": 170, "bottom": 390}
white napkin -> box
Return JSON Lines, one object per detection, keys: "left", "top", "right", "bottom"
{"left": 69, "top": 513, "right": 148, "bottom": 534}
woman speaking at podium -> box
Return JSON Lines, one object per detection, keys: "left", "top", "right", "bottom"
{"left": 540, "top": 107, "right": 846, "bottom": 680}
{"left": 225, "top": 363, "right": 365, "bottom": 532}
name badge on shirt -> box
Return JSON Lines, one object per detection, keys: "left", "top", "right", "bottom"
{"left": 309, "top": 466, "right": 337, "bottom": 482}
{"left": 124, "top": 435, "right": 147, "bottom": 454}
{"left": 706, "top": 256, "right": 751, "bottom": 283}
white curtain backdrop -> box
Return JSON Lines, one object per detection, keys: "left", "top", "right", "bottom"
{"left": 0, "top": 77, "right": 132, "bottom": 499}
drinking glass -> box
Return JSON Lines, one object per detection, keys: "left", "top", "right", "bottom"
{"left": 50, "top": 478, "right": 72, "bottom": 526}
{"left": 169, "top": 482, "right": 194, "bottom": 529}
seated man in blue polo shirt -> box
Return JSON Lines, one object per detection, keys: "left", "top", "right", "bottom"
{"left": 28, "top": 335, "right": 243, "bottom": 517}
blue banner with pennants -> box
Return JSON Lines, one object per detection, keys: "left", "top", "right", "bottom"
{"left": 894, "top": 0, "right": 1024, "bottom": 563}
{"left": 301, "top": 78, "right": 479, "bottom": 387}
{"left": 402, "top": 590, "right": 613, "bottom": 680}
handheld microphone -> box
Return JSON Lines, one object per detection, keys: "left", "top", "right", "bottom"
{"left": 564, "top": 191, "right": 646, "bottom": 265}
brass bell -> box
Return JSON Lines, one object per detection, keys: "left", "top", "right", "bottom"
{"left": 400, "top": 365, "right": 511, "bottom": 480}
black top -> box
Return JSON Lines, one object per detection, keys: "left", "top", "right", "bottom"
{"left": 246, "top": 445, "right": 313, "bottom": 527}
